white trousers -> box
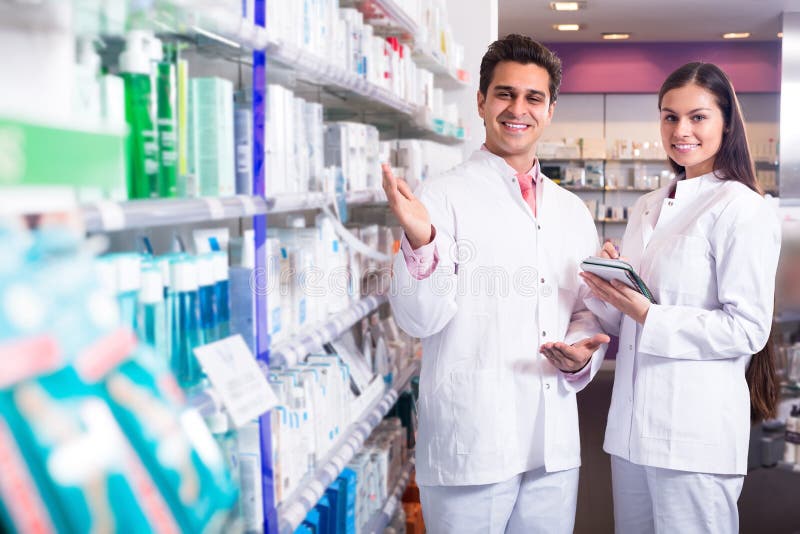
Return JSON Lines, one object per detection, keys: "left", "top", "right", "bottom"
{"left": 610, "top": 455, "right": 744, "bottom": 534}
{"left": 419, "top": 467, "right": 579, "bottom": 534}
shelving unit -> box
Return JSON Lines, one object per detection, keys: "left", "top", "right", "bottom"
{"left": 270, "top": 295, "right": 388, "bottom": 367}
{"left": 361, "top": 457, "right": 416, "bottom": 534}
{"left": 5, "top": 1, "right": 467, "bottom": 532}
{"left": 276, "top": 360, "right": 420, "bottom": 534}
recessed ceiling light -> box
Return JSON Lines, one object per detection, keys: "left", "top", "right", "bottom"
{"left": 549, "top": 2, "right": 584, "bottom": 11}
{"left": 778, "top": 32, "right": 784, "bottom": 38}
{"left": 554, "top": 24, "right": 582, "bottom": 31}
{"left": 722, "top": 32, "right": 751, "bottom": 39}
{"left": 602, "top": 33, "right": 631, "bottom": 40}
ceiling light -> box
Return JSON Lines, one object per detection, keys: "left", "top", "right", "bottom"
{"left": 722, "top": 32, "right": 750, "bottom": 39}
{"left": 549, "top": 2, "right": 583, "bottom": 11}
{"left": 554, "top": 24, "right": 581, "bottom": 31}
{"left": 778, "top": 32, "right": 784, "bottom": 38}
{"left": 602, "top": 33, "right": 630, "bottom": 40}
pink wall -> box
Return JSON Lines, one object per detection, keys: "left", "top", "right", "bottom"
{"left": 546, "top": 42, "right": 781, "bottom": 94}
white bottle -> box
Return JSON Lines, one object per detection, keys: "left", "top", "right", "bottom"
{"left": 785, "top": 405, "right": 798, "bottom": 464}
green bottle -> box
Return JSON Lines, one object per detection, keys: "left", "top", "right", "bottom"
{"left": 119, "top": 30, "right": 159, "bottom": 199}
{"left": 154, "top": 41, "right": 178, "bottom": 198}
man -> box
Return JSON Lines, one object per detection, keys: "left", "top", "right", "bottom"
{"left": 382, "top": 34, "right": 609, "bottom": 533}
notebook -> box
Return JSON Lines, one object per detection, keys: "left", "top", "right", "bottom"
{"left": 580, "top": 256, "right": 657, "bottom": 303}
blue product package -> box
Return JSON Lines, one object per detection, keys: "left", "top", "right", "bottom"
{"left": 316, "top": 494, "right": 332, "bottom": 534}
{"left": 338, "top": 467, "right": 357, "bottom": 534}
{"left": 303, "top": 507, "right": 321, "bottom": 534}
{"left": 324, "top": 482, "right": 343, "bottom": 534}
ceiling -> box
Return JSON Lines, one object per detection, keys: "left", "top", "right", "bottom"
{"left": 499, "top": 0, "right": 800, "bottom": 42}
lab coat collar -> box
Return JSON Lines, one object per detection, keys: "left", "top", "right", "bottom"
{"left": 471, "top": 147, "right": 541, "bottom": 182}
{"left": 673, "top": 170, "right": 724, "bottom": 201}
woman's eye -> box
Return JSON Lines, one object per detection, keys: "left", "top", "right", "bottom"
{"left": 692, "top": 115, "right": 706, "bottom": 122}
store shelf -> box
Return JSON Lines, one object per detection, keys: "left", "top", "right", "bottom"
{"left": 266, "top": 36, "right": 415, "bottom": 117}
{"left": 362, "top": 457, "right": 416, "bottom": 534}
{"left": 563, "top": 186, "right": 605, "bottom": 192}
{"left": 82, "top": 195, "right": 269, "bottom": 232}
{"left": 352, "top": 0, "right": 420, "bottom": 37}
{"left": 412, "top": 46, "right": 469, "bottom": 90}
{"left": 270, "top": 295, "right": 389, "bottom": 367}
{"left": 595, "top": 218, "right": 628, "bottom": 224}
{"left": 776, "top": 461, "right": 800, "bottom": 474}
{"left": 776, "top": 312, "right": 800, "bottom": 324}
{"left": 82, "top": 190, "right": 388, "bottom": 232}
{"left": 277, "top": 360, "right": 420, "bottom": 534}
{"left": 265, "top": 37, "right": 464, "bottom": 144}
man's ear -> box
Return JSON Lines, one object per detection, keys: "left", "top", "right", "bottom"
{"left": 545, "top": 99, "right": 556, "bottom": 124}
{"left": 477, "top": 89, "right": 486, "bottom": 120}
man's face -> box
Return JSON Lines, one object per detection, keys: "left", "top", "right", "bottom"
{"left": 478, "top": 61, "right": 555, "bottom": 161}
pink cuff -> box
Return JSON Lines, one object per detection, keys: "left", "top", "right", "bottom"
{"left": 400, "top": 228, "right": 439, "bottom": 281}
{"left": 563, "top": 357, "right": 593, "bottom": 381}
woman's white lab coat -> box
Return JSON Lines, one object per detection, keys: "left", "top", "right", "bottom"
{"left": 588, "top": 172, "right": 781, "bottom": 475}
{"left": 389, "top": 149, "right": 606, "bottom": 486}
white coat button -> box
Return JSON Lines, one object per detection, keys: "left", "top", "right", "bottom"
{"left": 545, "top": 383, "right": 551, "bottom": 390}
{"left": 540, "top": 278, "right": 545, "bottom": 284}
{"left": 628, "top": 345, "right": 633, "bottom": 351}
{"left": 668, "top": 201, "right": 674, "bottom": 206}
{"left": 542, "top": 331, "right": 546, "bottom": 336}
{"left": 537, "top": 224, "right": 541, "bottom": 230}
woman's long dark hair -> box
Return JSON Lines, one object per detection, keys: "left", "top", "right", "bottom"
{"left": 659, "top": 62, "right": 777, "bottom": 422}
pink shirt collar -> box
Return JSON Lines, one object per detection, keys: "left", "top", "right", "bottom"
{"left": 479, "top": 144, "right": 541, "bottom": 183}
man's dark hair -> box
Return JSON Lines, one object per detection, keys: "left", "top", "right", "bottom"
{"left": 479, "top": 34, "right": 562, "bottom": 102}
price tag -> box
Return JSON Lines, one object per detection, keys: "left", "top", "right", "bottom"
{"left": 93, "top": 200, "right": 125, "bottom": 231}
{"left": 203, "top": 198, "right": 226, "bottom": 220}
{"left": 194, "top": 335, "right": 277, "bottom": 427}
{"left": 238, "top": 195, "right": 258, "bottom": 216}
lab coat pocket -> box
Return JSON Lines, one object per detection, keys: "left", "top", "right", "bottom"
{"left": 641, "top": 360, "right": 721, "bottom": 445}
{"left": 448, "top": 368, "right": 501, "bottom": 455}
{"left": 653, "top": 234, "right": 712, "bottom": 297}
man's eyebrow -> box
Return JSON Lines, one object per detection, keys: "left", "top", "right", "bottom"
{"left": 493, "top": 85, "right": 547, "bottom": 97}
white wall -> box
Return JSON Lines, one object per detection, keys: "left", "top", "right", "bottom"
{"left": 445, "top": 0, "right": 498, "bottom": 158}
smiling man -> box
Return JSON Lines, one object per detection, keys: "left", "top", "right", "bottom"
{"left": 382, "top": 35, "right": 610, "bottom": 533}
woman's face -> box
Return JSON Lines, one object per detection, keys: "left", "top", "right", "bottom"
{"left": 659, "top": 83, "right": 726, "bottom": 179}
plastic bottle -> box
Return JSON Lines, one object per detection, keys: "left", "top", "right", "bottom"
{"left": 197, "top": 254, "right": 219, "bottom": 345}
{"left": 137, "top": 265, "right": 167, "bottom": 358}
{"left": 155, "top": 40, "right": 178, "bottom": 197}
{"left": 788, "top": 405, "right": 800, "bottom": 465}
{"left": 114, "top": 253, "right": 142, "bottom": 331}
{"left": 119, "top": 30, "right": 159, "bottom": 199}
{"left": 168, "top": 257, "right": 203, "bottom": 388}
{"left": 213, "top": 251, "right": 231, "bottom": 339}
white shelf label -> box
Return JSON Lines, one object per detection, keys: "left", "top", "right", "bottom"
{"left": 194, "top": 335, "right": 277, "bottom": 427}
{"left": 93, "top": 200, "right": 125, "bottom": 231}
{"left": 203, "top": 198, "right": 226, "bottom": 220}
{"left": 238, "top": 195, "right": 258, "bottom": 216}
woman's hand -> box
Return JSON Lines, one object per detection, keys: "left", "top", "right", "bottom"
{"left": 580, "top": 271, "right": 652, "bottom": 324}
{"left": 600, "top": 240, "right": 619, "bottom": 259}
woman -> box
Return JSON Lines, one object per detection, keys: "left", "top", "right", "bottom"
{"left": 581, "top": 63, "right": 781, "bottom": 533}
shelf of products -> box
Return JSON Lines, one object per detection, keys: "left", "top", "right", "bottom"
{"left": 277, "top": 360, "right": 420, "bottom": 534}
{"left": 270, "top": 295, "right": 389, "bottom": 367}
{"left": 361, "top": 457, "right": 416, "bottom": 534}
{"left": 412, "top": 46, "right": 469, "bottom": 90}
{"left": 595, "top": 218, "right": 628, "bottom": 224}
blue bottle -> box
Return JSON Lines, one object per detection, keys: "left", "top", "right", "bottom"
{"left": 197, "top": 254, "right": 218, "bottom": 345}
{"left": 136, "top": 264, "right": 167, "bottom": 359}
{"left": 212, "top": 251, "right": 230, "bottom": 339}
{"left": 167, "top": 257, "right": 203, "bottom": 389}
